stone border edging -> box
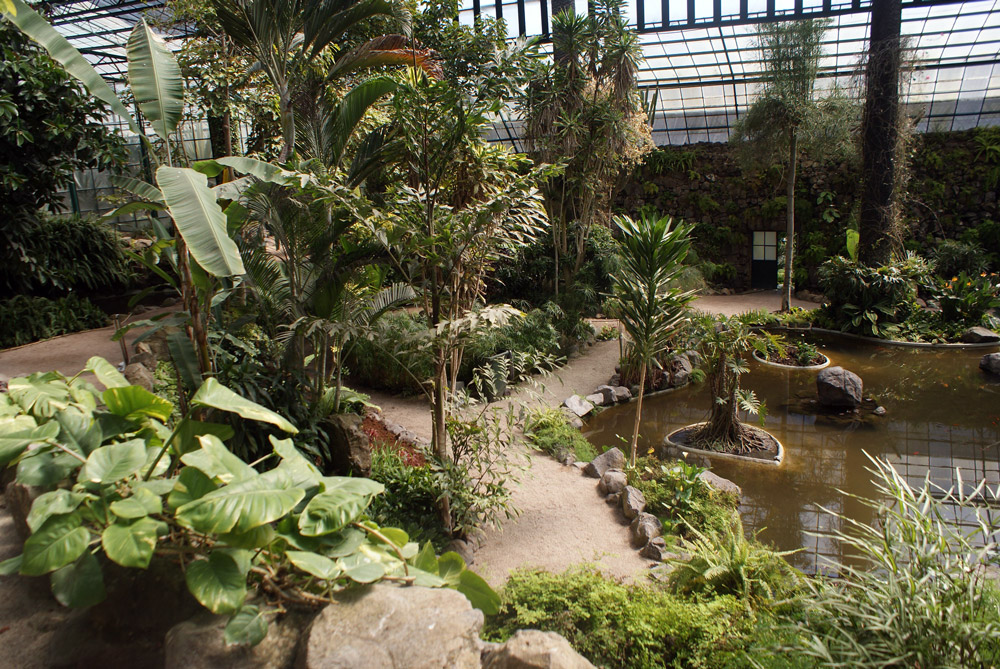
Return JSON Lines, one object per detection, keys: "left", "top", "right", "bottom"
{"left": 751, "top": 348, "right": 831, "bottom": 370}
{"left": 765, "top": 325, "right": 1000, "bottom": 350}
{"left": 663, "top": 422, "right": 784, "bottom": 466}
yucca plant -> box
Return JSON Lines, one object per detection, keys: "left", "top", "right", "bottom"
{"left": 611, "top": 212, "right": 695, "bottom": 466}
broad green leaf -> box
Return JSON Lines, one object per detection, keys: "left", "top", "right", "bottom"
{"left": 224, "top": 605, "right": 268, "bottom": 647}
{"left": 298, "top": 489, "right": 370, "bottom": 537}
{"left": 0, "top": 420, "right": 59, "bottom": 466}
{"left": 135, "top": 478, "right": 177, "bottom": 497}
{"left": 166, "top": 331, "right": 203, "bottom": 391}
{"left": 413, "top": 542, "right": 438, "bottom": 574}
{"left": 193, "top": 157, "right": 293, "bottom": 185}
{"left": 21, "top": 515, "right": 90, "bottom": 576}
{"left": 411, "top": 566, "right": 446, "bottom": 588}
{"left": 172, "top": 419, "right": 235, "bottom": 456}
{"left": 185, "top": 552, "right": 247, "bottom": 614}
{"left": 218, "top": 525, "right": 275, "bottom": 549}
{"left": 17, "top": 450, "right": 81, "bottom": 487}
{"left": 337, "top": 553, "right": 385, "bottom": 583}
{"left": 100, "top": 200, "right": 166, "bottom": 223}
{"left": 323, "top": 528, "right": 367, "bottom": 558}
{"left": 156, "top": 166, "right": 245, "bottom": 278}
{"left": 180, "top": 435, "right": 255, "bottom": 484}
{"left": 286, "top": 551, "right": 341, "bottom": 580}
{"left": 321, "top": 477, "right": 384, "bottom": 497}
{"left": 79, "top": 440, "right": 147, "bottom": 484}
{"left": 102, "top": 518, "right": 160, "bottom": 568}
{"left": 55, "top": 406, "right": 103, "bottom": 455}
{"left": 374, "top": 527, "right": 408, "bottom": 548}
{"left": 1, "top": 0, "right": 16, "bottom": 15}
{"left": 0, "top": 555, "right": 23, "bottom": 575}
{"left": 102, "top": 386, "right": 173, "bottom": 423}
{"left": 110, "top": 175, "right": 165, "bottom": 204}
{"left": 437, "top": 551, "right": 466, "bottom": 586}
{"left": 26, "top": 490, "right": 87, "bottom": 532}
{"left": 176, "top": 470, "right": 304, "bottom": 535}
{"left": 83, "top": 357, "right": 128, "bottom": 389}
{"left": 168, "top": 466, "right": 218, "bottom": 509}
{"left": 127, "top": 20, "right": 183, "bottom": 142}
{"left": 457, "top": 569, "right": 500, "bottom": 615}
{"left": 191, "top": 379, "right": 296, "bottom": 433}
{"left": 109, "top": 487, "right": 162, "bottom": 519}
{"left": 4, "top": 0, "right": 140, "bottom": 134}
{"left": 270, "top": 436, "right": 320, "bottom": 488}
{"left": 50, "top": 552, "right": 106, "bottom": 608}
{"left": 7, "top": 373, "right": 72, "bottom": 417}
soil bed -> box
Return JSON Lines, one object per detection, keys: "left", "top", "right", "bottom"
{"left": 753, "top": 347, "right": 830, "bottom": 370}
{"left": 665, "top": 422, "right": 782, "bottom": 465}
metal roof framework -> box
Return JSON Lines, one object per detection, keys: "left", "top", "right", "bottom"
{"left": 35, "top": 0, "right": 1000, "bottom": 145}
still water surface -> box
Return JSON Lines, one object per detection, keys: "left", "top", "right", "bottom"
{"left": 584, "top": 334, "right": 1000, "bottom": 571}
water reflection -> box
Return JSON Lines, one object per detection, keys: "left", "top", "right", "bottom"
{"left": 584, "top": 334, "right": 1000, "bottom": 572}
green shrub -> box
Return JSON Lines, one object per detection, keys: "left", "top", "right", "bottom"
{"left": 627, "top": 456, "right": 736, "bottom": 537}
{"left": 933, "top": 239, "right": 989, "bottom": 278}
{"left": 778, "top": 457, "right": 1000, "bottom": 667}
{"left": 345, "top": 311, "right": 435, "bottom": 392}
{"left": 368, "top": 448, "right": 450, "bottom": 550}
{"left": 0, "top": 294, "right": 107, "bottom": 348}
{"left": 936, "top": 271, "right": 1000, "bottom": 327}
{"left": 483, "top": 567, "right": 753, "bottom": 668}
{"left": 523, "top": 407, "right": 598, "bottom": 462}
{"left": 3, "top": 213, "right": 135, "bottom": 297}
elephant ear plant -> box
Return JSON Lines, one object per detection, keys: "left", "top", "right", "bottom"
{"left": 0, "top": 357, "right": 497, "bottom": 646}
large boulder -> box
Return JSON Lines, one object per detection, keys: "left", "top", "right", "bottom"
{"left": 583, "top": 447, "right": 625, "bottom": 479}
{"left": 816, "top": 366, "right": 863, "bottom": 408}
{"left": 697, "top": 471, "right": 742, "bottom": 498}
{"left": 961, "top": 327, "right": 1000, "bottom": 344}
{"left": 630, "top": 512, "right": 662, "bottom": 547}
{"left": 324, "top": 413, "right": 372, "bottom": 477}
{"left": 481, "top": 630, "right": 595, "bottom": 669}
{"left": 164, "top": 610, "right": 309, "bottom": 669}
{"left": 298, "top": 585, "right": 483, "bottom": 668}
{"left": 593, "top": 385, "right": 617, "bottom": 405}
{"left": 124, "top": 362, "right": 155, "bottom": 392}
{"left": 563, "top": 395, "right": 594, "bottom": 418}
{"left": 981, "top": 353, "right": 1000, "bottom": 376}
{"left": 597, "top": 469, "right": 627, "bottom": 496}
{"left": 585, "top": 393, "right": 607, "bottom": 407}
{"left": 620, "top": 486, "right": 646, "bottom": 520}
{"left": 669, "top": 355, "right": 693, "bottom": 387}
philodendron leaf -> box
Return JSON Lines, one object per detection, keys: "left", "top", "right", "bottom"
{"left": 102, "top": 518, "right": 160, "bottom": 569}
{"left": 21, "top": 514, "right": 90, "bottom": 576}
{"left": 413, "top": 542, "right": 438, "bottom": 574}
{"left": 109, "top": 487, "right": 162, "bottom": 519}
{"left": 0, "top": 555, "right": 23, "bottom": 575}
{"left": 436, "top": 551, "right": 466, "bottom": 587}
{"left": 79, "top": 440, "right": 147, "bottom": 484}
{"left": 167, "top": 466, "right": 218, "bottom": 510}
{"left": 0, "top": 420, "right": 60, "bottom": 467}
{"left": 190, "top": 379, "right": 297, "bottom": 434}
{"left": 457, "top": 569, "right": 501, "bottom": 615}
{"left": 185, "top": 552, "right": 247, "bottom": 615}
{"left": 297, "top": 484, "right": 379, "bottom": 538}
{"left": 286, "top": 551, "right": 341, "bottom": 580}
{"left": 176, "top": 469, "right": 304, "bottom": 535}
{"left": 26, "top": 489, "right": 88, "bottom": 532}
{"left": 102, "top": 386, "right": 173, "bottom": 423}
{"left": 224, "top": 605, "right": 268, "bottom": 647}
{"left": 180, "top": 435, "right": 255, "bottom": 484}
{"left": 83, "top": 357, "right": 128, "bottom": 389}
{"left": 50, "top": 552, "right": 106, "bottom": 608}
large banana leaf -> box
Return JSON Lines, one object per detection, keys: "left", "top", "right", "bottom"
{"left": 111, "top": 176, "right": 165, "bottom": 204}
{"left": 127, "top": 20, "right": 184, "bottom": 143}
{"left": 194, "top": 157, "right": 298, "bottom": 187}
{"left": 156, "top": 166, "right": 246, "bottom": 278}
{"left": 4, "top": 0, "right": 140, "bottom": 135}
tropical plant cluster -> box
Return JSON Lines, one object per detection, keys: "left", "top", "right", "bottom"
{"left": 0, "top": 294, "right": 108, "bottom": 349}
{"left": 626, "top": 456, "right": 737, "bottom": 539}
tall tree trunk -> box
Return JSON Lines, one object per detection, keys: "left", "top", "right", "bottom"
{"left": 630, "top": 363, "right": 647, "bottom": 467}
{"left": 859, "top": 0, "right": 902, "bottom": 267}
{"left": 278, "top": 85, "right": 295, "bottom": 163}
{"left": 783, "top": 129, "right": 797, "bottom": 312}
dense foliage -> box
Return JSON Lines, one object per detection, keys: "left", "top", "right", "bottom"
{"left": 523, "top": 408, "right": 597, "bottom": 463}
{"left": 627, "top": 457, "right": 736, "bottom": 538}
{"left": 0, "top": 294, "right": 107, "bottom": 348}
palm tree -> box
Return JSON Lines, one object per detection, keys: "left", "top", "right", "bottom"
{"left": 612, "top": 213, "right": 695, "bottom": 466}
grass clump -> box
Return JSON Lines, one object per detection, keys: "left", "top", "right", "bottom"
{"left": 627, "top": 456, "right": 738, "bottom": 538}
{"left": 523, "top": 407, "right": 598, "bottom": 462}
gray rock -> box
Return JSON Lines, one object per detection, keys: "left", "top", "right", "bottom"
{"left": 594, "top": 385, "right": 617, "bottom": 405}
{"left": 612, "top": 386, "right": 632, "bottom": 403}
{"left": 481, "top": 630, "right": 595, "bottom": 669}
{"left": 630, "top": 512, "right": 662, "bottom": 546}
{"left": 129, "top": 351, "right": 158, "bottom": 369}
{"left": 597, "top": 469, "right": 627, "bottom": 496}
{"left": 562, "top": 395, "right": 594, "bottom": 418}
{"left": 124, "top": 362, "right": 155, "bottom": 392}
{"left": 585, "top": 393, "right": 607, "bottom": 407}
{"left": 4, "top": 481, "right": 40, "bottom": 540}
{"left": 670, "top": 355, "right": 693, "bottom": 387}
{"left": 445, "top": 539, "right": 474, "bottom": 566}
{"left": 816, "top": 366, "right": 863, "bottom": 408}
{"left": 299, "top": 585, "right": 483, "bottom": 668}
{"left": 605, "top": 492, "right": 621, "bottom": 506}
{"left": 560, "top": 408, "right": 585, "bottom": 430}
{"left": 583, "top": 447, "right": 625, "bottom": 479}
{"left": 697, "top": 471, "right": 742, "bottom": 497}
{"left": 164, "top": 610, "right": 308, "bottom": 669}
{"left": 640, "top": 537, "right": 669, "bottom": 561}
{"left": 683, "top": 350, "right": 702, "bottom": 368}
{"left": 981, "top": 353, "right": 1000, "bottom": 376}
{"left": 561, "top": 454, "right": 575, "bottom": 466}
{"left": 572, "top": 461, "right": 587, "bottom": 470}
{"left": 874, "top": 406, "right": 887, "bottom": 416}
{"left": 324, "top": 413, "right": 372, "bottom": 477}
{"left": 620, "top": 486, "right": 646, "bottom": 520}
{"left": 961, "top": 327, "right": 1000, "bottom": 343}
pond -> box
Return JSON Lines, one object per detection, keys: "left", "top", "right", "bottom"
{"left": 584, "top": 333, "right": 1000, "bottom": 572}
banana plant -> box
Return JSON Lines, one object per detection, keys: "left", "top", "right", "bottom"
{"left": 0, "top": 357, "right": 499, "bottom": 646}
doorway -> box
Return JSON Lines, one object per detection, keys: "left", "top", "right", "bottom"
{"left": 751, "top": 231, "right": 778, "bottom": 290}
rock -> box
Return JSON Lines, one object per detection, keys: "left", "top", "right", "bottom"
{"left": 560, "top": 408, "right": 585, "bottom": 430}
{"left": 612, "top": 386, "right": 632, "bottom": 403}
{"left": 583, "top": 447, "right": 625, "bottom": 479}
{"left": 572, "top": 461, "right": 587, "bottom": 470}
{"left": 683, "top": 350, "right": 702, "bottom": 368}
{"left": 874, "top": 406, "right": 887, "bottom": 416}
{"left": 445, "top": 539, "right": 475, "bottom": 566}
{"left": 585, "top": 393, "right": 607, "bottom": 407}
{"left": 669, "top": 355, "right": 693, "bottom": 387}
{"left": 605, "top": 492, "right": 621, "bottom": 506}
{"left": 697, "top": 471, "right": 742, "bottom": 497}
{"left": 816, "top": 366, "right": 863, "bottom": 408}
{"left": 481, "top": 630, "right": 595, "bottom": 669}
{"left": 620, "top": 486, "right": 646, "bottom": 520}
{"left": 630, "top": 512, "right": 662, "bottom": 546}
{"left": 981, "top": 353, "right": 1000, "bottom": 375}
{"left": 597, "top": 469, "right": 627, "bottom": 496}
{"left": 4, "top": 481, "right": 41, "bottom": 540}
{"left": 298, "top": 585, "right": 483, "bottom": 668}
{"left": 961, "top": 327, "right": 1000, "bottom": 343}
{"left": 123, "top": 362, "right": 155, "bottom": 392}
{"left": 640, "top": 537, "right": 669, "bottom": 561}
{"left": 162, "top": 295, "right": 183, "bottom": 307}
{"left": 324, "top": 413, "right": 372, "bottom": 477}
{"left": 562, "top": 395, "right": 594, "bottom": 418}
{"left": 561, "top": 454, "right": 575, "bottom": 466}
{"left": 129, "top": 351, "right": 158, "bottom": 369}
{"left": 607, "top": 374, "right": 621, "bottom": 386}
{"left": 594, "top": 385, "right": 617, "bottom": 405}
{"left": 164, "top": 610, "right": 308, "bottom": 669}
